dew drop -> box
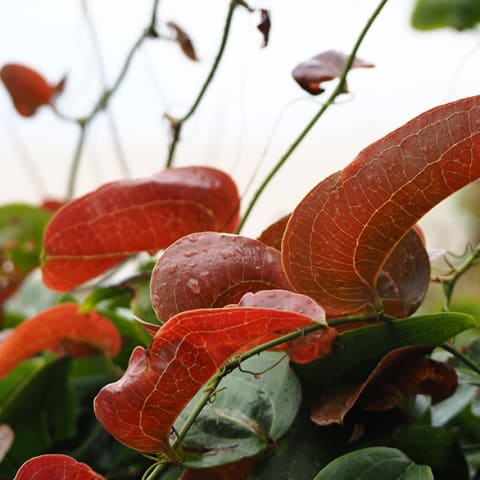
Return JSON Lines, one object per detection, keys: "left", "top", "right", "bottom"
{"left": 187, "top": 278, "right": 201, "bottom": 294}
{"left": 166, "top": 264, "right": 177, "bottom": 273}
{"left": 184, "top": 250, "right": 198, "bottom": 258}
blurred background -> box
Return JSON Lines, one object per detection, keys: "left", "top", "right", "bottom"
{"left": 0, "top": 0, "right": 479, "bottom": 244}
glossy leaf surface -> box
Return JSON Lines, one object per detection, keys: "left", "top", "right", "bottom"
{"left": 150, "top": 232, "right": 291, "bottom": 322}
{"left": 14, "top": 454, "right": 105, "bottom": 480}
{"left": 94, "top": 306, "right": 330, "bottom": 458}
{"left": 292, "top": 50, "right": 373, "bottom": 95}
{"left": 42, "top": 167, "right": 240, "bottom": 291}
{"left": 283, "top": 95, "right": 480, "bottom": 317}
{"left": 294, "top": 312, "right": 477, "bottom": 400}
{"left": 313, "top": 447, "right": 433, "bottom": 480}
{"left": 0, "top": 303, "right": 121, "bottom": 379}
{"left": 0, "top": 64, "right": 63, "bottom": 117}
{"left": 176, "top": 352, "right": 301, "bottom": 468}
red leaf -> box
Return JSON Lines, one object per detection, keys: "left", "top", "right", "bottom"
{"left": 94, "top": 306, "right": 330, "bottom": 459}
{"left": 257, "top": 214, "right": 290, "bottom": 251}
{"left": 257, "top": 9, "right": 271, "bottom": 48}
{"left": 292, "top": 50, "right": 374, "bottom": 95}
{"left": 283, "top": 95, "right": 480, "bottom": 317}
{"left": 0, "top": 64, "right": 64, "bottom": 117}
{"left": 150, "top": 232, "right": 291, "bottom": 323}
{"left": 42, "top": 167, "right": 240, "bottom": 291}
{"left": 0, "top": 303, "right": 121, "bottom": 379}
{"left": 167, "top": 21, "right": 198, "bottom": 61}
{"left": 310, "top": 345, "right": 457, "bottom": 426}
{"left": 14, "top": 454, "right": 105, "bottom": 480}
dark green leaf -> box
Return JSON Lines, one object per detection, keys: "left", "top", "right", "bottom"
{"left": 412, "top": 0, "right": 480, "bottom": 30}
{"left": 176, "top": 352, "right": 301, "bottom": 468}
{"left": 313, "top": 447, "right": 433, "bottom": 480}
{"left": 0, "top": 204, "right": 51, "bottom": 273}
{"left": 393, "top": 425, "right": 469, "bottom": 480}
{"left": 295, "top": 312, "right": 476, "bottom": 400}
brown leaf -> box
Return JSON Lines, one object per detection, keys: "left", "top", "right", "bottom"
{"left": 257, "top": 9, "right": 271, "bottom": 48}
{"left": 167, "top": 21, "right": 198, "bottom": 61}
{"left": 311, "top": 345, "right": 457, "bottom": 426}
{"left": 292, "top": 50, "right": 374, "bottom": 95}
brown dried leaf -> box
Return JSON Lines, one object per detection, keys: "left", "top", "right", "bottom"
{"left": 257, "top": 9, "right": 271, "bottom": 48}
{"left": 292, "top": 50, "right": 374, "bottom": 95}
{"left": 167, "top": 21, "right": 198, "bottom": 61}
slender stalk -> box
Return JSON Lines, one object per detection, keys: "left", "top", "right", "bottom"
{"left": 66, "top": 0, "right": 160, "bottom": 199}
{"left": 442, "top": 243, "right": 480, "bottom": 311}
{"left": 66, "top": 121, "right": 87, "bottom": 200}
{"left": 441, "top": 343, "right": 480, "bottom": 376}
{"left": 237, "top": 0, "right": 390, "bottom": 232}
{"left": 165, "top": 0, "right": 242, "bottom": 168}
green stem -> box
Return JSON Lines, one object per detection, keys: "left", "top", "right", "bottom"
{"left": 237, "top": 0, "right": 390, "bottom": 233}
{"left": 442, "top": 243, "right": 480, "bottom": 311}
{"left": 66, "top": 121, "right": 87, "bottom": 201}
{"left": 441, "top": 343, "right": 480, "bottom": 376}
{"left": 66, "top": 0, "right": 160, "bottom": 200}
{"left": 165, "top": 0, "right": 241, "bottom": 168}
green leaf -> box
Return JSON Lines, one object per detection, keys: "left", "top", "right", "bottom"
{"left": 176, "top": 351, "right": 301, "bottom": 468}
{"left": 313, "top": 447, "right": 433, "bottom": 480}
{"left": 0, "top": 204, "right": 51, "bottom": 273}
{"left": 393, "top": 425, "right": 469, "bottom": 480}
{"left": 295, "top": 312, "right": 477, "bottom": 400}
{"left": 412, "top": 0, "right": 480, "bottom": 30}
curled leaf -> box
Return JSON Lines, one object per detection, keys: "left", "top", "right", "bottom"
{"left": 310, "top": 345, "right": 457, "bottom": 426}
{"left": 0, "top": 64, "right": 65, "bottom": 117}
{"left": 0, "top": 303, "right": 121, "bottom": 379}
{"left": 14, "top": 454, "right": 105, "bottom": 480}
{"left": 283, "top": 95, "right": 480, "bottom": 317}
{"left": 257, "top": 9, "right": 271, "bottom": 48}
{"left": 292, "top": 50, "right": 374, "bottom": 95}
{"left": 94, "top": 306, "right": 332, "bottom": 458}
{"left": 167, "top": 21, "right": 198, "bottom": 61}
{"left": 150, "top": 232, "right": 291, "bottom": 323}
{"left": 42, "top": 167, "right": 240, "bottom": 291}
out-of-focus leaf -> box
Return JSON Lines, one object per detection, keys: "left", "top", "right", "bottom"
{"left": 13, "top": 454, "right": 105, "bottom": 480}
{"left": 393, "top": 425, "right": 469, "bottom": 480}
{"left": 313, "top": 447, "right": 433, "bottom": 480}
{"left": 0, "top": 64, "right": 65, "bottom": 117}
{"left": 430, "top": 383, "right": 477, "bottom": 426}
{"left": 257, "top": 9, "right": 271, "bottom": 48}
{"left": 0, "top": 424, "right": 13, "bottom": 462}
{"left": 175, "top": 352, "right": 301, "bottom": 468}
{"left": 0, "top": 303, "right": 121, "bottom": 379}
{"left": 412, "top": 0, "right": 480, "bottom": 30}
{"left": 42, "top": 167, "right": 240, "bottom": 291}
{"left": 150, "top": 232, "right": 290, "bottom": 323}
{"left": 294, "top": 312, "right": 477, "bottom": 401}
{"left": 283, "top": 95, "right": 480, "bottom": 317}
{"left": 94, "top": 306, "right": 331, "bottom": 459}
{"left": 311, "top": 345, "right": 457, "bottom": 426}
{"left": 167, "top": 21, "right": 198, "bottom": 61}
{"left": 292, "top": 50, "right": 373, "bottom": 95}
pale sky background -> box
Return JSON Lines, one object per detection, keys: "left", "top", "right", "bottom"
{"left": 0, "top": 0, "right": 479, "bottom": 246}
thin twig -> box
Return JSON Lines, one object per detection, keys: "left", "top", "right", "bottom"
{"left": 165, "top": 0, "right": 244, "bottom": 168}
{"left": 66, "top": 0, "right": 160, "bottom": 199}
{"left": 237, "top": 0, "right": 390, "bottom": 232}
{"left": 441, "top": 343, "right": 480, "bottom": 376}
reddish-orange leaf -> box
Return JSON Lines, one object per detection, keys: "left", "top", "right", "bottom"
{"left": 42, "top": 167, "right": 240, "bottom": 291}
{"left": 150, "top": 232, "right": 291, "bottom": 323}
{"left": 0, "top": 64, "right": 64, "bottom": 117}
{"left": 257, "top": 214, "right": 290, "bottom": 251}
{"left": 94, "top": 306, "right": 330, "bottom": 459}
{"left": 292, "top": 50, "right": 374, "bottom": 95}
{"left": 310, "top": 345, "right": 457, "bottom": 426}
{"left": 14, "top": 454, "right": 105, "bottom": 480}
{"left": 0, "top": 303, "right": 121, "bottom": 379}
{"left": 283, "top": 95, "right": 480, "bottom": 317}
